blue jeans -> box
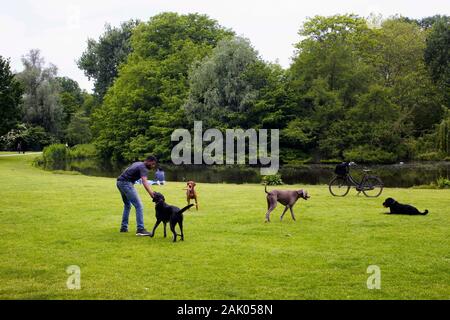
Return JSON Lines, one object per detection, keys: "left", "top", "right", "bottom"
{"left": 116, "top": 180, "right": 145, "bottom": 230}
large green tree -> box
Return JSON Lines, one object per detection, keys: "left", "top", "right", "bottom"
{"left": 0, "top": 56, "right": 23, "bottom": 137}
{"left": 286, "top": 14, "right": 376, "bottom": 159}
{"left": 424, "top": 17, "right": 450, "bottom": 102}
{"left": 56, "top": 76, "right": 84, "bottom": 127}
{"left": 184, "top": 37, "right": 285, "bottom": 129}
{"left": 285, "top": 15, "right": 447, "bottom": 162}
{"left": 17, "top": 49, "right": 64, "bottom": 137}
{"left": 77, "top": 20, "right": 139, "bottom": 99}
{"left": 375, "top": 19, "right": 445, "bottom": 134}
{"left": 92, "top": 13, "right": 234, "bottom": 161}
{"left": 66, "top": 111, "right": 92, "bottom": 146}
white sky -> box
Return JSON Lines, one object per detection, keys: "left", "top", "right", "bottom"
{"left": 1, "top": 0, "right": 449, "bottom": 91}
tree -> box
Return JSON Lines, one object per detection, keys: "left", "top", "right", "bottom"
{"left": 77, "top": 20, "right": 139, "bottom": 99}
{"left": 286, "top": 15, "right": 375, "bottom": 159}
{"left": 374, "top": 19, "right": 446, "bottom": 134}
{"left": 321, "top": 85, "right": 406, "bottom": 162}
{"left": 0, "top": 124, "right": 55, "bottom": 151}
{"left": 56, "top": 76, "right": 83, "bottom": 105}
{"left": 0, "top": 56, "right": 23, "bottom": 137}
{"left": 290, "top": 14, "right": 374, "bottom": 98}
{"left": 372, "top": 19, "right": 427, "bottom": 87}
{"left": 92, "top": 13, "right": 234, "bottom": 161}
{"left": 56, "top": 76, "right": 85, "bottom": 128}
{"left": 436, "top": 115, "right": 450, "bottom": 156}
{"left": 284, "top": 15, "right": 447, "bottom": 162}
{"left": 184, "top": 37, "right": 282, "bottom": 128}
{"left": 16, "top": 49, "right": 64, "bottom": 137}
{"left": 66, "top": 111, "right": 92, "bottom": 146}
{"left": 401, "top": 15, "right": 450, "bottom": 29}
{"left": 424, "top": 17, "right": 450, "bottom": 102}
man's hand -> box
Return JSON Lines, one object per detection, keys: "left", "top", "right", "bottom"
{"left": 141, "top": 176, "right": 155, "bottom": 198}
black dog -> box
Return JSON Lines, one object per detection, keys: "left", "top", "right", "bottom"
{"left": 150, "top": 192, "right": 194, "bottom": 242}
{"left": 383, "top": 198, "right": 429, "bottom": 215}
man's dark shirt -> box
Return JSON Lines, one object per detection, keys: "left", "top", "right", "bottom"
{"left": 117, "top": 162, "right": 149, "bottom": 183}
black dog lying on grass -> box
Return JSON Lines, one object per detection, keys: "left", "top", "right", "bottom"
{"left": 150, "top": 192, "right": 194, "bottom": 242}
{"left": 383, "top": 198, "right": 429, "bottom": 215}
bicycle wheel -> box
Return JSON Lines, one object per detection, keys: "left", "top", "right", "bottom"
{"left": 329, "top": 176, "right": 350, "bottom": 197}
{"left": 362, "top": 176, "right": 384, "bottom": 197}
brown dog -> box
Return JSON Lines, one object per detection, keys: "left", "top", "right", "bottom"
{"left": 185, "top": 181, "right": 198, "bottom": 210}
{"left": 264, "top": 185, "right": 310, "bottom": 222}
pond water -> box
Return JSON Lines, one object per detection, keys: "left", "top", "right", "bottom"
{"left": 43, "top": 158, "right": 450, "bottom": 188}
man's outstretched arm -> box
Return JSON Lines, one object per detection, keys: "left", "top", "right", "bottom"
{"left": 141, "top": 176, "right": 155, "bottom": 198}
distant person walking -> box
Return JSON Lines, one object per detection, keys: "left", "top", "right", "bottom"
{"left": 17, "top": 141, "right": 24, "bottom": 154}
{"left": 116, "top": 155, "right": 157, "bottom": 236}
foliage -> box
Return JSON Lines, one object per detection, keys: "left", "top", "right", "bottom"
{"left": 436, "top": 116, "right": 450, "bottom": 155}
{"left": 435, "top": 177, "right": 450, "bottom": 189}
{"left": 184, "top": 37, "right": 283, "bottom": 129}
{"left": 67, "top": 144, "right": 98, "bottom": 159}
{"left": 0, "top": 124, "right": 55, "bottom": 151}
{"left": 343, "top": 145, "right": 397, "bottom": 164}
{"left": 416, "top": 151, "right": 444, "bottom": 161}
{"left": 16, "top": 49, "right": 65, "bottom": 137}
{"left": 77, "top": 20, "right": 140, "bottom": 99}
{"left": 285, "top": 15, "right": 447, "bottom": 162}
{"left": 92, "top": 13, "right": 234, "bottom": 162}
{"left": 261, "top": 174, "right": 283, "bottom": 186}
{"left": 42, "top": 143, "right": 68, "bottom": 163}
{"left": 56, "top": 76, "right": 83, "bottom": 105}
{"left": 0, "top": 56, "right": 23, "bottom": 136}
{"left": 3, "top": 13, "right": 449, "bottom": 164}
{"left": 376, "top": 19, "right": 445, "bottom": 133}
{"left": 42, "top": 143, "right": 98, "bottom": 163}
{"left": 424, "top": 16, "right": 450, "bottom": 102}
{"left": 66, "top": 111, "right": 92, "bottom": 146}
{"left": 56, "top": 76, "right": 85, "bottom": 127}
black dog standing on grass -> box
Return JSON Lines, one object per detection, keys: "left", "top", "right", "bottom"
{"left": 150, "top": 192, "right": 194, "bottom": 242}
{"left": 383, "top": 198, "right": 429, "bottom": 215}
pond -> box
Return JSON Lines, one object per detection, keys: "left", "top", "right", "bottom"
{"left": 42, "top": 158, "right": 450, "bottom": 188}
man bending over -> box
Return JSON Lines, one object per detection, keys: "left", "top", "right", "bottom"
{"left": 116, "top": 155, "right": 157, "bottom": 235}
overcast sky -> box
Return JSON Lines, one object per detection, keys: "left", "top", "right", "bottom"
{"left": 1, "top": 0, "right": 449, "bottom": 91}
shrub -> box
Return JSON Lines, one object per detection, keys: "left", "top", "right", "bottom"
{"left": 436, "top": 177, "right": 450, "bottom": 189}
{"left": 32, "top": 156, "right": 44, "bottom": 168}
{"left": 42, "top": 143, "right": 98, "bottom": 164}
{"left": 344, "top": 146, "right": 397, "bottom": 163}
{"left": 66, "top": 112, "right": 92, "bottom": 146}
{"left": 416, "top": 151, "right": 444, "bottom": 161}
{"left": 68, "top": 144, "right": 98, "bottom": 159}
{"left": 42, "top": 144, "right": 68, "bottom": 163}
{"left": 24, "top": 126, "right": 56, "bottom": 150}
{"left": 262, "top": 174, "right": 283, "bottom": 186}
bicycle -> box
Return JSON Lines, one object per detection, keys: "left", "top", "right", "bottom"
{"left": 328, "top": 162, "right": 384, "bottom": 197}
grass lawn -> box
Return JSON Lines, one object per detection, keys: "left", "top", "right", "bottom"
{"left": 0, "top": 154, "right": 449, "bottom": 300}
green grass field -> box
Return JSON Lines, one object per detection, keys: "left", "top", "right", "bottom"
{"left": 0, "top": 154, "right": 449, "bottom": 300}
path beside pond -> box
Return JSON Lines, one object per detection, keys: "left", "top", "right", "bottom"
{"left": 0, "top": 152, "right": 42, "bottom": 157}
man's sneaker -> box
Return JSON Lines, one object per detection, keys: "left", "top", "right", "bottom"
{"left": 120, "top": 228, "right": 128, "bottom": 233}
{"left": 136, "top": 229, "right": 151, "bottom": 236}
